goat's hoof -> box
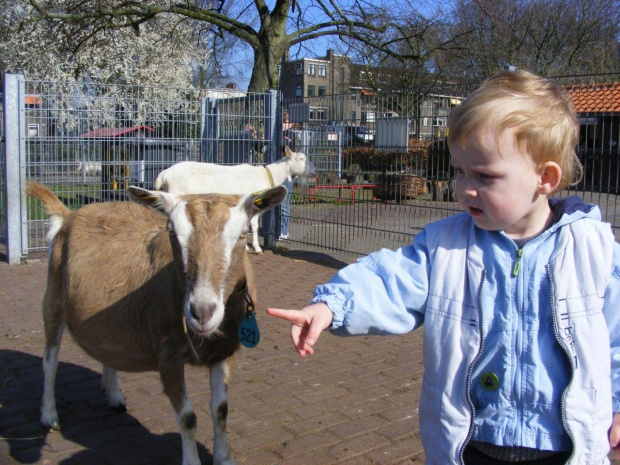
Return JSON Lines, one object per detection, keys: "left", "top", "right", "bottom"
{"left": 110, "top": 403, "right": 127, "bottom": 413}
{"left": 41, "top": 416, "right": 60, "bottom": 431}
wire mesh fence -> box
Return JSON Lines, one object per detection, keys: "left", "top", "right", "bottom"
{"left": 2, "top": 72, "right": 619, "bottom": 261}
{"left": 282, "top": 73, "right": 620, "bottom": 256}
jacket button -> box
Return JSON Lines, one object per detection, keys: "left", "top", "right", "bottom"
{"left": 480, "top": 372, "right": 500, "bottom": 391}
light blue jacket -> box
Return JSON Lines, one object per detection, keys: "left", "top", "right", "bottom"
{"left": 312, "top": 198, "right": 620, "bottom": 465}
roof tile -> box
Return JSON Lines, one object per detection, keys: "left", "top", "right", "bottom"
{"left": 566, "top": 82, "right": 620, "bottom": 113}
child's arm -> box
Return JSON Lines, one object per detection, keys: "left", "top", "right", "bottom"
{"left": 610, "top": 413, "right": 620, "bottom": 458}
{"left": 606, "top": 243, "right": 620, "bottom": 455}
{"left": 266, "top": 303, "right": 333, "bottom": 357}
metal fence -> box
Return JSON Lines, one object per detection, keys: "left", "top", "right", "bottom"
{"left": 2, "top": 72, "right": 620, "bottom": 264}
{"left": 1, "top": 75, "right": 281, "bottom": 263}
{"left": 281, "top": 73, "right": 620, "bottom": 255}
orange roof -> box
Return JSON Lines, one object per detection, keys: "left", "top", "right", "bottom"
{"left": 25, "top": 95, "right": 41, "bottom": 106}
{"left": 566, "top": 82, "right": 620, "bottom": 113}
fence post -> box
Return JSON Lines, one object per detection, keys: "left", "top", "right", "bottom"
{"left": 261, "top": 89, "right": 281, "bottom": 249}
{"left": 200, "top": 97, "right": 219, "bottom": 163}
{"left": 3, "top": 74, "right": 27, "bottom": 265}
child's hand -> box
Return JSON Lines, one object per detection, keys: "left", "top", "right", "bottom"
{"left": 609, "top": 412, "right": 620, "bottom": 457}
{"left": 266, "top": 303, "right": 333, "bottom": 358}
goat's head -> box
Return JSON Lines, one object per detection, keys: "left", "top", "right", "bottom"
{"left": 128, "top": 185, "right": 287, "bottom": 337}
{"left": 283, "top": 145, "right": 317, "bottom": 179}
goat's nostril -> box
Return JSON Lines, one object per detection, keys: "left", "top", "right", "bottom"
{"left": 189, "top": 303, "right": 198, "bottom": 321}
{"left": 189, "top": 303, "right": 217, "bottom": 324}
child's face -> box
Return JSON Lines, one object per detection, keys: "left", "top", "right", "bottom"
{"left": 450, "top": 127, "right": 552, "bottom": 239}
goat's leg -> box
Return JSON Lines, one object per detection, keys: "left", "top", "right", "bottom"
{"left": 210, "top": 358, "right": 235, "bottom": 465}
{"left": 102, "top": 365, "right": 127, "bottom": 412}
{"left": 41, "top": 304, "right": 65, "bottom": 430}
{"left": 160, "top": 360, "right": 200, "bottom": 465}
{"left": 248, "top": 215, "right": 262, "bottom": 254}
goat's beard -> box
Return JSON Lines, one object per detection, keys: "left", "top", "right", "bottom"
{"left": 297, "top": 176, "right": 309, "bottom": 193}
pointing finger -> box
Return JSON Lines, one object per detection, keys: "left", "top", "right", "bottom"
{"left": 266, "top": 307, "right": 307, "bottom": 325}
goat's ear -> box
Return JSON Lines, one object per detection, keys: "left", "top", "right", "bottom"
{"left": 246, "top": 186, "right": 287, "bottom": 214}
{"left": 127, "top": 186, "right": 179, "bottom": 215}
{"left": 284, "top": 145, "right": 292, "bottom": 157}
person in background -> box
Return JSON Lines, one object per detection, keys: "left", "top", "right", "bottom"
{"left": 280, "top": 111, "right": 295, "bottom": 240}
{"left": 267, "top": 70, "right": 620, "bottom": 464}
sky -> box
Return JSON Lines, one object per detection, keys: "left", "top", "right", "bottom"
{"left": 228, "top": 0, "right": 451, "bottom": 90}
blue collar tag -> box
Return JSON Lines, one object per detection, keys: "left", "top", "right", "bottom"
{"left": 238, "top": 310, "right": 260, "bottom": 348}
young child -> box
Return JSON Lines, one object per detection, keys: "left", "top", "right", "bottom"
{"left": 267, "top": 70, "right": 620, "bottom": 464}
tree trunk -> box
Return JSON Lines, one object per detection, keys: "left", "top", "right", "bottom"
{"left": 248, "top": 46, "right": 279, "bottom": 92}
{"left": 246, "top": 5, "right": 289, "bottom": 93}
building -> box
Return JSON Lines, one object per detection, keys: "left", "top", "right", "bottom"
{"left": 567, "top": 81, "right": 620, "bottom": 192}
{"left": 280, "top": 49, "right": 358, "bottom": 124}
{"left": 279, "top": 49, "right": 465, "bottom": 141}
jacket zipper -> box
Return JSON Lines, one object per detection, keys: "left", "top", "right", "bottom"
{"left": 460, "top": 269, "right": 486, "bottom": 465}
{"left": 547, "top": 265, "right": 575, "bottom": 465}
{"left": 513, "top": 248, "right": 524, "bottom": 277}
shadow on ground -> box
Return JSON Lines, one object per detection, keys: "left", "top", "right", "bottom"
{"left": 0, "top": 350, "right": 214, "bottom": 465}
{"left": 270, "top": 245, "right": 352, "bottom": 270}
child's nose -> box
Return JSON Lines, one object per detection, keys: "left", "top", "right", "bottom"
{"left": 457, "top": 177, "right": 477, "bottom": 197}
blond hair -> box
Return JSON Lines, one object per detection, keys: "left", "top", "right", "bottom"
{"left": 448, "top": 70, "right": 581, "bottom": 191}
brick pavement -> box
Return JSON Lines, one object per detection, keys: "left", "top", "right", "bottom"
{"left": 0, "top": 246, "right": 426, "bottom": 465}
{"left": 1, "top": 245, "right": 619, "bottom": 465}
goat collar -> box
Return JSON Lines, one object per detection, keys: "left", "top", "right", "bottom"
{"left": 264, "top": 167, "right": 275, "bottom": 188}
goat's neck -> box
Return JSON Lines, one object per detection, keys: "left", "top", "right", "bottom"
{"left": 265, "top": 160, "right": 291, "bottom": 185}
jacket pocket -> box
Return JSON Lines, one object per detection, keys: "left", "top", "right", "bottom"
{"left": 420, "top": 376, "right": 441, "bottom": 447}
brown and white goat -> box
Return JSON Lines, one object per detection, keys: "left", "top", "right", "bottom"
{"left": 28, "top": 181, "right": 286, "bottom": 465}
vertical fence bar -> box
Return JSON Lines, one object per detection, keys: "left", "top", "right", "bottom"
{"left": 201, "top": 97, "right": 218, "bottom": 163}
{"left": 262, "top": 89, "right": 279, "bottom": 249}
{"left": 3, "top": 74, "right": 26, "bottom": 265}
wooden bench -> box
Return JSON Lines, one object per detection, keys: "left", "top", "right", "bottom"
{"left": 307, "top": 183, "right": 375, "bottom": 204}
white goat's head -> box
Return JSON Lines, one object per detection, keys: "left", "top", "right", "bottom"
{"left": 283, "top": 145, "right": 317, "bottom": 179}
{"left": 128, "top": 185, "right": 287, "bottom": 337}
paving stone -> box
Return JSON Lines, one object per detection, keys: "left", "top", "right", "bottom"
{"left": 2, "top": 248, "right": 620, "bottom": 464}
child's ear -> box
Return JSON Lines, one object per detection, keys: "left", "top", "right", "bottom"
{"left": 538, "top": 162, "right": 562, "bottom": 194}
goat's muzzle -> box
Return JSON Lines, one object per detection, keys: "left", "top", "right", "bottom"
{"left": 184, "top": 297, "right": 223, "bottom": 337}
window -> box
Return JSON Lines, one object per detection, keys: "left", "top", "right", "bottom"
{"left": 433, "top": 117, "right": 446, "bottom": 127}
{"left": 362, "top": 112, "right": 375, "bottom": 123}
{"left": 28, "top": 124, "right": 40, "bottom": 137}
{"left": 307, "top": 85, "right": 315, "bottom": 97}
{"left": 318, "top": 86, "right": 326, "bottom": 97}
{"left": 296, "top": 65, "right": 302, "bottom": 76}
{"left": 307, "top": 63, "right": 315, "bottom": 76}
{"left": 318, "top": 65, "right": 326, "bottom": 77}
{"left": 351, "top": 111, "right": 356, "bottom": 122}
{"left": 296, "top": 85, "right": 302, "bottom": 97}
{"left": 310, "top": 107, "right": 327, "bottom": 120}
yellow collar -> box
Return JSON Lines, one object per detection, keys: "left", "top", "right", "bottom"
{"left": 264, "top": 167, "right": 275, "bottom": 188}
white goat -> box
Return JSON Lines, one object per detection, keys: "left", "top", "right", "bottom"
{"left": 154, "top": 145, "right": 317, "bottom": 253}
{"left": 28, "top": 181, "right": 286, "bottom": 465}
{"left": 75, "top": 161, "right": 102, "bottom": 175}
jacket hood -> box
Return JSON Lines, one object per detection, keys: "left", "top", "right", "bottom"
{"left": 549, "top": 196, "right": 601, "bottom": 228}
